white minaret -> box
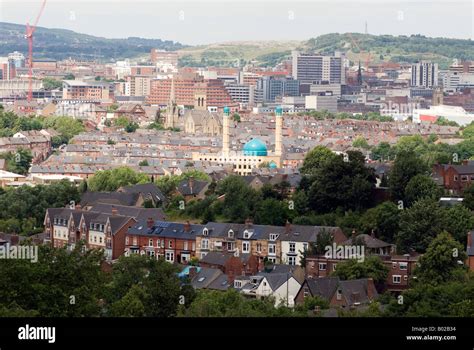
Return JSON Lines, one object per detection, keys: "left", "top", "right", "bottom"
{"left": 222, "top": 106, "right": 230, "bottom": 157}
{"left": 275, "top": 106, "right": 283, "bottom": 157}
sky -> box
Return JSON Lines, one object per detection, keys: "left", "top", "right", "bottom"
{"left": 0, "top": 0, "right": 473, "bottom": 45}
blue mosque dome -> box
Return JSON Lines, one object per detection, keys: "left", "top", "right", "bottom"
{"left": 269, "top": 161, "right": 277, "bottom": 169}
{"left": 243, "top": 138, "right": 268, "bottom": 156}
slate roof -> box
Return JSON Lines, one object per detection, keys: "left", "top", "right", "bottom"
{"left": 305, "top": 277, "right": 340, "bottom": 300}
{"left": 177, "top": 178, "right": 209, "bottom": 196}
{"left": 87, "top": 203, "right": 166, "bottom": 221}
{"left": 191, "top": 267, "right": 223, "bottom": 289}
{"left": 118, "top": 183, "right": 167, "bottom": 204}
{"left": 343, "top": 234, "right": 393, "bottom": 249}
{"left": 80, "top": 191, "right": 140, "bottom": 207}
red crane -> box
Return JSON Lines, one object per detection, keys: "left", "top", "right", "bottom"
{"left": 25, "top": 0, "right": 47, "bottom": 102}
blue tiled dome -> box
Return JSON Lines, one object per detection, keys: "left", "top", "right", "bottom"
{"left": 243, "top": 138, "right": 268, "bottom": 156}
{"left": 269, "top": 161, "right": 277, "bottom": 169}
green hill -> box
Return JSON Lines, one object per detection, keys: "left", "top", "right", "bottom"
{"left": 305, "top": 33, "right": 474, "bottom": 68}
{"left": 0, "top": 22, "right": 185, "bottom": 61}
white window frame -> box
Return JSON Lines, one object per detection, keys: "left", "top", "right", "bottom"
{"left": 319, "top": 262, "right": 327, "bottom": 271}
{"left": 393, "top": 275, "right": 401, "bottom": 284}
{"left": 242, "top": 241, "right": 250, "bottom": 253}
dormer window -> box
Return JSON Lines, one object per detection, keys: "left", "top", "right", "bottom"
{"left": 228, "top": 229, "right": 234, "bottom": 239}
{"left": 336, "top": 289, "right": 342, "bottom": 300}
{"left": 203, "top": 228, "right": 209, "bottom": 236}
{"left": 269, "top": 233, "right": 278, "bottom": 241}
{"left": 243, "top": 230, "right": 251, "bottom": 239}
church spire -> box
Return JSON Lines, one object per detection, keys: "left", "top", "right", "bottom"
{"left": 357, "top": 61, "right": 363, "bottom": 86}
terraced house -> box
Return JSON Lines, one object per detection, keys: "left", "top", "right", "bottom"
{"left": 125, "top": 220, "right": 202, "bottom": 264}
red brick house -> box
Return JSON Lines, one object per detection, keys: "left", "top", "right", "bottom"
{"left": 125, "top": 220, "right": 202, "bottom": 264}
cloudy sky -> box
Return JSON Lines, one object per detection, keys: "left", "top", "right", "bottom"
{"left": 0, "top": 0, "right": 473, "bottom": 45}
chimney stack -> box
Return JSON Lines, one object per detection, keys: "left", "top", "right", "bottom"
{"left": 184, "top": 220, "right": 191, "bottom": 233}
{"left": 188, "top": 266, "right": 198, "bottom": 280}
{"left": 285, "top": 220, "right": 291, "bottom": 234}
{"left": 111, "top": 206, "right": 118, "bottom": 216}
{"left": 371, "top": 229, "right": 375, "bottom": 238}
{"left": 146, "top": 217, "right": 154, "bottom": 229}
{"left": 245, "top": 218, "right": 253, "bottom": 229}
{"left": 366, "top": 277, "right": 376, "bottom": 300}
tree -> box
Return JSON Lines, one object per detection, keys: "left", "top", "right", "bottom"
{"left": 1, "top": 148, "right": 33, "bottom": 175}
{"left": 462, "top": 122, "right": 474, "bottom": 138}
{"left": 462, "top": 183, "right": 474, "bottom": 210}
{"left": 87, "top": 167, "right": 149, "bottom": 192}
{"left": 42, "top": 78, "right": 63, "bottom": 90}
{"left": 41, "top": 116, "right": 85, "bottom": 144}
{"left": 331, "top": 256, "right": 389, "bottom": 285}
{"left": 388, "top": 150, "right": 428, "bottom": 201}
{"left": 138, "top": 159, "right": 149, "bottom": 167}
{"left": 404, "top": 174, "right": 441, "bottom": 206}
{"left": 0, "top": 242, "right": 106, "bottom": 317}
{"left": 414, "top": 231, "right": 467, "bottom": 286}
{"left": 352, "top": 136, "right": 370, "bottom": 149}
{"left": 125, "top": 122, "right": 139, "bottom": 133}
{"left": 441, "top": 205, "right": 474, "bottom": 244}
{"left": 215, "top": 175, "right": 259, "bottom": 222}
{"left": 64, "top": 73, "right": 75, "bottom": 80}
{"left": 396, "top": 199, "right": 445, "bottom": 253}
{"left": 254, "top": 198, "right": 290, "bottom": 226}
{"left": 300, "top": 145, "right": 338, "bottom": 175}
{"left": 105, "top": 255, "right": 191, "bottom": 317}
{"left": 307, "top": 151, "right": 376, "bottom": 213}
{"left": 359, "top": 202, "right": 400, "bottom": 243}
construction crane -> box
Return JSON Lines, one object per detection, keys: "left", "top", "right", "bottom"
{"left": 347, "top": 32, "right": 372, "bottom": 72}
{"left": 25, "top": 0, "right": 47, "bottom": 102}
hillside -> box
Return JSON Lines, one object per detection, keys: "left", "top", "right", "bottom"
{"left": 305, "top": 33, "right": 474, "bottom": 68}
{"left": 177, "top": 40, "right": 301, "bottom": 67}
{"left": 0, "top": 22, "right": 185, "bottom": 61}
{"left": 177, "top": 34, "right": 474, "bottom": 68}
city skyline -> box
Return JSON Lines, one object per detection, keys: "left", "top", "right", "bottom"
{"left": 0, "top": 0, "right": 473, "bottom": 45}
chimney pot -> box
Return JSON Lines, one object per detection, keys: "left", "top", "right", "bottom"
{"left": 146, "top": 217, "right": 154, "bottom": 229}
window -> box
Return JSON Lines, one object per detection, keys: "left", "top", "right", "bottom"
{"left": 336, "top": 289, "right": 342, "bottom": 300}
{"left": 333, "top": 264, "right": 337, "bottom": 271}
{"left": 184, "top": 241, "right": 188, "bottom": 250}
{"left": 168, "top": 240, "right": 173, "bottom": 248}
{"left": 319, "top": 263, "right": 327, "bottom": 271}
{"left": 203, "top": 228, "right": 209, "bottom": 236}
{"left": 256, "top": 243, "right": 262, "bottom": 253}
{"left": 202, "top": 239, "right": 209, "bottom": 250}
{"left": 242, "top": 241, "right": 250, "bottom": 253}
{"left": 268, "top": 244, "right": 276, "bottom": 254}
{"left": 125, "top": 237, "right": 129, "bottom": 245}
{"left": 268, "top": 257, "right": 276, "bottom": 263}
{"left": 228, "top": 229, "right": 234, "bottom": 239}
{"left": 392, "top": 262, "right": 397, "bottom": 269}
{"left": 404, "top": 275, "right": 408, "bottom": 281}
{"left": 269, "top": 233, "right": 278, "bottom": 241}
{"left": 289, "top": 242, "right": 296, "bottom": 253}
{"left": 149, "top": 239, "right": 153, "bottom": 247}
{"left": 99, "top": 237, "right": 103, "bottom": 244}
{"left": 165, "top": 252, "right": 174, "bottom": 263}
{"left": 454, "top": 175, "right": 458, "bottom": 181}
{"left": 461, "top": 175, "right": 468, "bottom": 182}
{"left": 161, "top": 239, "right": 165, "bottom": 248}
{"left": 288, "top": 256, "right": 296, "bottom": 265}
{"left": 234, "top": 281, "right": 242, "bottom": 288}
{"left": 243, "top": 230, "right": 250, "bottom": 239}
{"left": 303, "top": 243, "right": 308, "bottom": 251}
{"left": 303, "top": 287, "right": 309, "bottom": 298}
{"left": 393, "top": 275, "right": 401, "bottom": 284}
{"left": 399, "top": 262, "right": 408, "bottom": 270}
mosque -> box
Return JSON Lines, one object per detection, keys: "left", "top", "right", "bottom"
{"left": 192, "top": 107, "right": 284, "bottom": 175}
